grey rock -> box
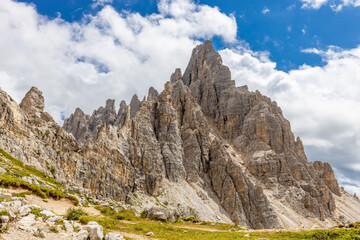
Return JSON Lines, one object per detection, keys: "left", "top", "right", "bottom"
{"left": 114, "top": 100, "right": 127, "bottom": 126}
{"left": 104, "top": 233, "right": 125, "bottom": 240}
{"left": 46, "top": 215, "right": 62, "bottom": 223}
{"left": 142, "top": 207, "right": 177, "bottom": 222}
{"left": 18, "top": 205, "right": 31, "bottom": 217}
{"left": 129, "top": 94, "right": 140, "bottom": 119}
{"left": 146, "top": 232, "right": 154, "bottom": 236}
{"left": 19, "top": 86, "right": 54, "bottom": 124}
{"left": 8, "top": 210, "right": 16, "bottom": 220}
{"left": 19, "top": 87, "right": 44, "bottom": 115}
{"left": 10, "top": 200, "right": 22, "bottom": 213}
{"left": 170, "top": 68, "right": 182, "bottom": 83}
{"left": 17, "top": 214, "right": 36, "bottom": 231}
{"left": 83, "top": 221, "right": 104, "bottom": 240}
{"left": 72, "top": 230, "right": 89, "bottom": 240}
{"left": 147, "top": 87, "right": 159, "bottom": 101}
{"left": 0, "top": 215, "right": 9, "bottom": 224}
{"left": 63, "top": 108, "right": 91, "bottom": 143}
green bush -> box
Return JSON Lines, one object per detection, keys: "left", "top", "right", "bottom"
{"left": 49, "top": 225, "right": 58, "bottom": 233}
{"left": 66, "top": 208, "right": 87, "bottom": 220}
{"left": 0, "top": 211, "right": 9, "bottom": 216}
{"left": 31, "top": 208, "right": 42, "bottom": 219}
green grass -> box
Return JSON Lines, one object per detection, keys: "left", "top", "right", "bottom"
{"left": 96, "top": 206, "right": 137, "bottom": 221}
{"left": 66, "top": 208, "right": 88, "bottom": 220}
{"left": 30, "top": 208, "right": 42, "bottom": 219}
{"left": 73, "top": 206, "right": 360, "bottom": 240}
{"left": 49, "top": 225, "right": 59, "bottom": 233}
{"left": 79, "top": 215, "right": 119, "bottom": 230}
{"left": 0, "top": 211, "right": 9, "bottom": 216}
{"left": 0, "top": 174, "right": 78, "bottom": 205}
{"left": 0, "top": 149, "right": 62, "bottom": 188}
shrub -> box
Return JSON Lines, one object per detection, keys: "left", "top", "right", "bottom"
{"left": 0, "top": 211, "right": 9, "bottom": 216}
{"left": 31, "top": 208, "right": 42, "bottom": 219}
{"left": 49, "top": 225, "right": 58, "bottom": 233}
{"left": 66, "top": 208, "right": 87, "bottom": 220}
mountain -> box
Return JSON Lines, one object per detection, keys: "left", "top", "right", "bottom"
{"left": 1, "top": 41, "right": 359, "bottom": 229}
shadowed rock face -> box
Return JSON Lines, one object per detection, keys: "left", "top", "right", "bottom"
{"left": 0, "top": 41, "right": 346, "bottom": 229}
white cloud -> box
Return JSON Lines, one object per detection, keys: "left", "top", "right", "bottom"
{"left": 92, "top": 0, "right": 113, "bottom": 8}
{"left": 335, "top": 169, "right": 360, "bottom": 196}
{"left": 301, "top": 0, "right": 329, "bottom": 9}
{"left": 1, "top": 0, "right": 360, "bottom": 196}
{"left": 261, "top": 7, "right": 270, "bottom": 14}
{"left": 221, "top": 44, "right": 360, "bottom": 194}
{"left": 0, "top": 0, "right": 236, "bottom": 122}
{"left": 301, "top": 0, "right": 360, "bottom": 10}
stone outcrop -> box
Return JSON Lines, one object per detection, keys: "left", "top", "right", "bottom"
{"left": 0, "top": 41, "right": 358, "bottom": 229}
{"left": 0, "top": 194, "right": 125, "bottom": 240}
{"left": 19, "top": 87, "right": 54, "bottom": 124}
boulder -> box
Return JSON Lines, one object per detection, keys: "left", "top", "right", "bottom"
{"left": 72, "top": 229, "right": 89, "bottom": 240}
{"left": 40, "top": 210, "right": 56, "bottom": 217}
{"left": 142, "top": 207, "right": 177, "bottom": 222}
{"left": 10, "top": 200, "right": 22, "bottom": 213}
{"left": 104, "top": 233, "right": 125, "bottom": 240}
{"left": 83, "top": 221, "right": 104, "bottom": 240}
{"left": 17, "top": 214, "right": 36, "bottom": 231}
{"left": 18, "top": 205, "right": 31, "bottom": 217}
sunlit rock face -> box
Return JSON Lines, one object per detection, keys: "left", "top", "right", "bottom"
{"left": 1, "top": 41, "right": 356, "bottom": 230}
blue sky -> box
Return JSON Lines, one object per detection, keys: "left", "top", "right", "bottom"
{"left": 17, "top": 0, "right": 360, "bottom": 71}
{"left": 1, "top": 0, "right": 360, "bottom": 196}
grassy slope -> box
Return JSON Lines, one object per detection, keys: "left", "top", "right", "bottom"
{"left": 0, "top": 149, "right": 78, "bottom": 204}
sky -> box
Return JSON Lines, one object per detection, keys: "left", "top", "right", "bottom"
{"left": 0, "top": 0, "right": 360, "bottom": 196}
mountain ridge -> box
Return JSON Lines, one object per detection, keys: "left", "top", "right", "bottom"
{"left": 0, "top": 40, "right": 359, "bottom": 229}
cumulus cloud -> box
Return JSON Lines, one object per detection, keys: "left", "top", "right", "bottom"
{"left": 0, "top": 0, "right": 236, "bottom": 122}
{"left": 301, "top": 0, "right": 360, "bottom": 10}
{"left": 301, "top": 0, "right": 329, "bottom": 9}
{"left": 221, "top": 44, "right": 360, "bottom": 192}
{"left": 92, "top": 0, "right": 113, "bottom": 8}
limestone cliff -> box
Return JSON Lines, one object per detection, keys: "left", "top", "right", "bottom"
{"left": 1, "top": 41, "right": 359, "bottom": 229}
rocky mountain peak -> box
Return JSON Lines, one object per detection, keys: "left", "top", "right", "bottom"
{"left": 129, "top": 94, "right": 140, "bottom": 119}
{"left": 7, "top": 40, "right": 355, "bottom": 230}
{"left": 170, "top": 68, "right": 182, "bottom": 83}
{"left": 19, "top": 86, "right": 54, "bottom": 124}
{"left": 182, "top": 40, "right": 233, "bottom": 89}
{"left": 147, "top": 87, "right": 159, "bottom": 101}
{"left": 19, "top": 86, "right": 44, "bottom": 115}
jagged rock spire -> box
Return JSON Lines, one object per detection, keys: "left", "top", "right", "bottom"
{"left": 20, "top": 87, "right": 44, "bottom": 115}
{"left": 129, "top": 94, "right": 140, "bottom": 119}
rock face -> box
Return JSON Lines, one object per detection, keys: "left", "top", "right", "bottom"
{"left": 0, "top": 41, "right": 359, "bottom": 229}
{"left": 19, "top": 87, "right": 44, "bottom": 115}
